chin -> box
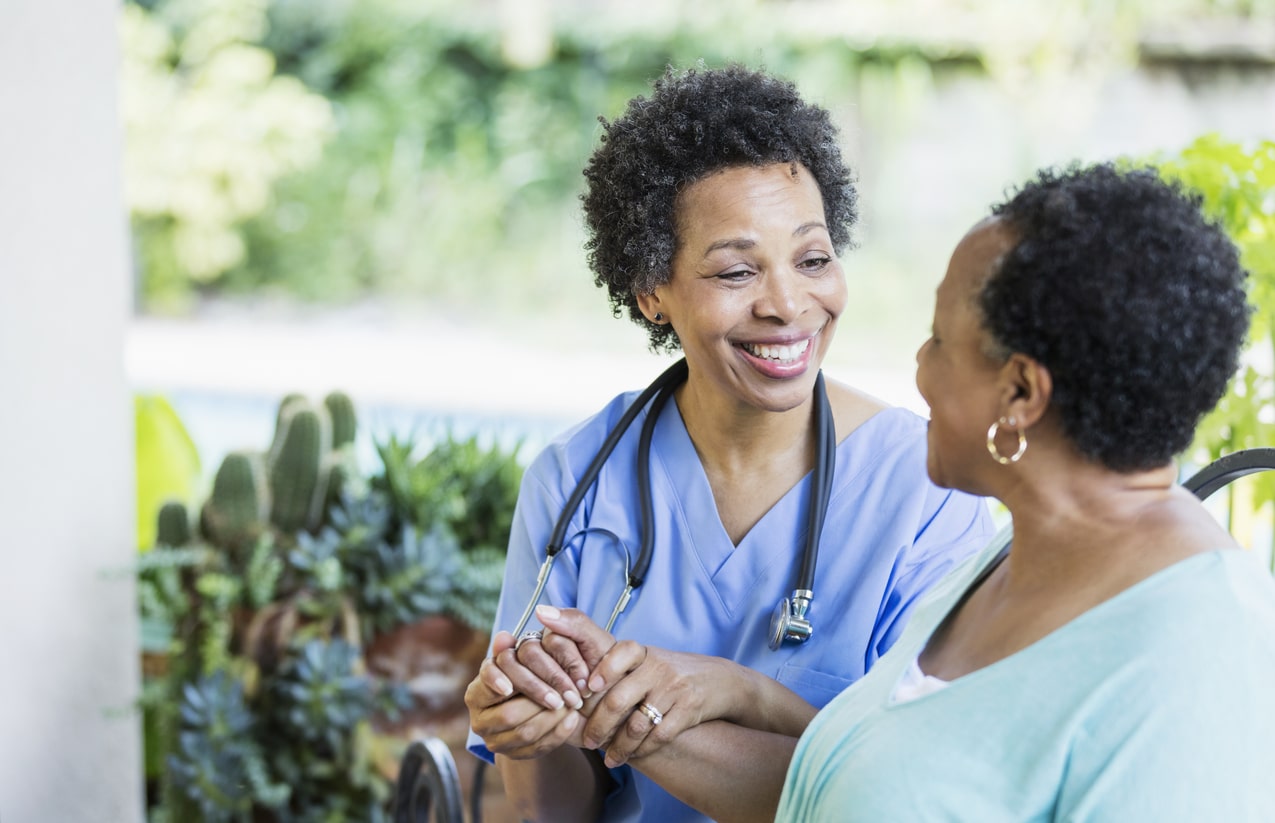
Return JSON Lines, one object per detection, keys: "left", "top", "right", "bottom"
{"left": 760, "top": 382, "right": 816, "bottom": 414}
{"left": 924, "top": 458, "right": 952, "bottom": 490}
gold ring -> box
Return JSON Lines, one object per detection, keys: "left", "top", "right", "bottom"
{"left": 637, "top": 701, "right": 663, "bottom": 726}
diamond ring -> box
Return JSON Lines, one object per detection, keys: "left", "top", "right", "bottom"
{"left": 636, "top": 701, "right": 664, "bottom": 726}
{"left": 515, "top": 629, "right": 544, "bottom": 650}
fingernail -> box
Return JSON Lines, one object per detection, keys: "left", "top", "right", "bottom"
{"left": 536, "top": 604, "right": 561, "bottom": 620}
{"left": 576, "top": 679, "right": 587, "bottom": 691}
{"left": 563, "top": 712, "right": 579, "bottom": 731}
{"left": 545, "top": 691, "right": 564, "bottom": 709}
{"left": 564, "top": 691, "right": 582, "bottom": 710}
{"left": 588, "top": 675, "right": 605, "bottom": 693}
{"left": 494, "top": 677, "right": 512, "bottom": 697}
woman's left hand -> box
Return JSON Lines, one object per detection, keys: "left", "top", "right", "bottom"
{"left": 536, "top": 605, "right": 739, "bottom": 768}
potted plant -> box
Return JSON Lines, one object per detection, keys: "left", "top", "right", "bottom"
{"left": 137, "top": 391, "right": 522, "bottom": 822}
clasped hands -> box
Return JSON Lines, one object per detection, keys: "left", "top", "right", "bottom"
{"left": 465, "top": 603, "right": 723, "bottom": 769}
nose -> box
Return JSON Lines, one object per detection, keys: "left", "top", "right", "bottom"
{"left": 914, "top": 339, "right": 929, "bottom": 393}
{"left": 753, "top": 269, "right": 800, "bottom": 323}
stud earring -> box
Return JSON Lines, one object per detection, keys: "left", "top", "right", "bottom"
{"left": 653, "top": 313, "right": 664, "bottom": 323}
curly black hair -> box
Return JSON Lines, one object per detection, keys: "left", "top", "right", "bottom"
{"left": 581, "top": 63, "right": 858, "bottom": 352}
{"left": 980, "top": 163, "right": 1251, "bottom": 472}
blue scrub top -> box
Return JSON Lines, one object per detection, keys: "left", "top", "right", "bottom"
{"left": 469, "top": 389, "right": 994, "bottom": 822}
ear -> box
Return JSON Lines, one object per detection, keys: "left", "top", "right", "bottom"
{"left": 1000, "top": 353, "right": 1052, "bottom": 428}
{"left": 635, "top": 290, "right": 665, "bottom": 324}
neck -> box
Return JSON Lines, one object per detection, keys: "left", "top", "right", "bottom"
{"left": 994, "top": 449, "right": 1181, "bottom": 580}
{"left": 676, "top": 378, "right": 817, "bottom": 478}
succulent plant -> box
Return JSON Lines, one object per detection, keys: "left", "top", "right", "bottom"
{"left": 168, "top": 672, "right": 289, "bottom": 822}
{"left": 442, "top": 544, "right": 509, "bottom": 632}
{"left": 273, "top": 640, "right": 374, "bottom": 756}
{"left": 328, "top": 488, "right": 393, "bottom": 552}
{"left": 374, "top": 432, "right": 522, "bottom": 557}
{"left": 242, "top": 534, "right": 284, "bottom": 610}
{"left": 354, "top": 524, "right": 462, "bottom": 638}
{"left": 288, "top": 527, "right": 346, "bottom": 596}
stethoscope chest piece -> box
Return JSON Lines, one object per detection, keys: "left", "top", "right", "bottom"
{"left": 769, "top": 588, "right": 814, "bottom": 650}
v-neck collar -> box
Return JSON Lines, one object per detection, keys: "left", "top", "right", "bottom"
{"left": 652, "top": 400, "right": 904, "bottom": 617}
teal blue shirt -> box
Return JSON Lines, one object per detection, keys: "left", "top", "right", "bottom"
{"left": 778, "top": 528, "right": 1275, "bottom": 821}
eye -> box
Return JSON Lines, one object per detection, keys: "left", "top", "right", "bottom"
{"left": 798, "top": 255, "right": 832, "bottom": 273}
{"left": 716, "top": 268, "right": 754, "bottom": 282}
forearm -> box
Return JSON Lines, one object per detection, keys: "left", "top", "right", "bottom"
{"left": 497, "top": 745, "right": 613, "bottom": 822}
{"left": 622, "top": 667, "right": 813, "bottom": 822}
{"left": 724, "top": 663, "right": 818, "bottom": 737}
{"left": 629, "top": 720, "right": 798, "bottom": 823}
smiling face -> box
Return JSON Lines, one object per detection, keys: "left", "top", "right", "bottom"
{"left": 637, "top": 163, "right": 846, "bottom": 415}
{"left": 915, "top": 217, "right": 1018, "bottom": 493}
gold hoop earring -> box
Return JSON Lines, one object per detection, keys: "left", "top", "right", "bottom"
{"left": 986, "top": 417, "right": 1027, "bottom": 465}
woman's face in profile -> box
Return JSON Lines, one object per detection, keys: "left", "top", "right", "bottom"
{"left": 915, "top": 218, "right": 1016, "bottom": 492}
{"left": 639, "top": 162, "right": 846, "bottom": 414}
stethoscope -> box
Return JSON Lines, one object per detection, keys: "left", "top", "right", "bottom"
{"left": 508, "top": 357, "right": 836, "bottom": 651}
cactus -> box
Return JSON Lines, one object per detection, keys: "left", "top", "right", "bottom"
{"left": 200, "top": 451, "right": 268, "bottom": 550}
{"left": 268, "top": 401, "right": 327, "bottom": 535}
{"left": 156, "top": 500, "right": 192, "bottom": 547}
{"left": 273, "top": 392, "right": 307, "bottom": 436}
{"left": 324, "top": 390, "right": 357, "bottom": 450}
{"left": 193, "top": 392, "right": 361, "bottom": 556}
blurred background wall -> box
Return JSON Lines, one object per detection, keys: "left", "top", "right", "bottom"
{"left": 0, "top": 0, "right": 142, "bottom": 819}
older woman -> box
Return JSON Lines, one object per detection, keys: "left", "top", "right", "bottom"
{"left": 464, "top": 65, "right": 993, "bottom": 822}
{"left": 777, "top": 164, "right": 1275, "bottom": 820}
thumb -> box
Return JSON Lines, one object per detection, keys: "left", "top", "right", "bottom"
{"left": 534, "top": 604, "right": 615, "bottom": 668}
{"left": 491, "top": 630, "right": 517, "bottom": 656}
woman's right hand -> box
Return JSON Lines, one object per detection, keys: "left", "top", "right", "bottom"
{"left": 494, "top": 609, "right": 620, "bottom": 714}
{"left": 465, "top": 632, "right": 583, "bottom": 760}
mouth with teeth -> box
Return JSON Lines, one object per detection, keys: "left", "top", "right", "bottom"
{"left": 739, "top": 337, "right": 812, "bottom": 364}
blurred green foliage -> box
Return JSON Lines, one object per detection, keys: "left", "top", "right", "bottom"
{"left": 123, "top": 0, "right": 1275, "bottom": 317}
{"left": 122, "top": 0, "right": 984, "bottom": 315}
{"left": 1154, "top": 136, "right": 1275, "bottom": 556}
{"left": 122, "top": 0, "right": 334, "bottom": 311}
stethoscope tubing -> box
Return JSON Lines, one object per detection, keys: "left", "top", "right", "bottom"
{"left": 508, "top": 359, "right": 688, "bottom": 638}
{"left": 508, "top": 358, "right": 833, "bottom": 646}
{"left": 800, "top": 371, "right": 834, "bottom": 593}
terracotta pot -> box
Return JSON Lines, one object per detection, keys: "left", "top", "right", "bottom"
{"left": 365, "top": 614, "right": 489, "bottom": 743}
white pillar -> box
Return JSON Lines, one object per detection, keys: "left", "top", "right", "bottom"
{"left": 0, "top": 1, "right": 142, "bottom": 820}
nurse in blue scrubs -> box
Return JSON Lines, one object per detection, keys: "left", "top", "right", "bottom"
{"left": 465, "top": 64, "right": 994, "bottom": 823}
